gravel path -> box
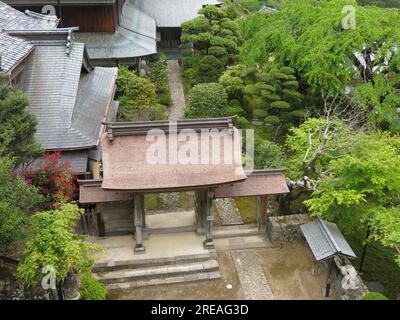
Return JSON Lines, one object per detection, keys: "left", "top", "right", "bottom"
{"left": 231, "top": 250, "right": 273, "bottom": 300}
{"left": 167, "top": 60, "right": 186, "bottom": 120}
{"left": 215, "top": 198, "right": 244, "bottom": 225}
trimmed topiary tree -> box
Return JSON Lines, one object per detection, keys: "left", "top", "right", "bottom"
{"left": 186, "top": 83, "right": 229, "bottom": 118}
{"left": 197, "top": 55, "right": 225, "bottom": 83}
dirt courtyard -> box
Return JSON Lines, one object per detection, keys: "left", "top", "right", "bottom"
{"left": 107, "top": 243, "right": 335, "bottom": 300}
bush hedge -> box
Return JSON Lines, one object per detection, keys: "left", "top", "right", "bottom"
{"left": 149, "top": 53, "right": 172, "bottom": 106}
{"left": 80, "top": 272, "right": 106, "bottom": 300}
{"left": 186, "top": 83, "right": 229, "bottom": 118}
{"left": 116, "top": 66, "right": 166, "bottom": 121}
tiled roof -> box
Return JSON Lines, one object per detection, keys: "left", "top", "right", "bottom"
{"left": 28, "top": 150, "right": 89, "bottom": 174}
{"left": 133, "top": 0, "right": 222, "bottom": 28}
{"left": 75, "top": 0, "right": 157, "bottom": 62}
{"left": 0, "top": 31, "right": 33, "bottom": 73}
{"left": 0, "top": 1, "right": 59, "bottom": 30}
{"left": 18, "top": 40, "right": 118, "bottom": 150}
{"left": 300, "top": 217, "right": 357, "bottom": 262}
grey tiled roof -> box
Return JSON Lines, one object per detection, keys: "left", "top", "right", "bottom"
{"left": 133, "top": 0, "right": 222, "bottom": 27}
{"left": 0, "top": 1, "right": 59, "bottom": 30}
{"left": 18, "top": 40, "right": 118, "bottom": 150}
{"left": 59, "top": 150, "right": 89, "bottom": 174}
{"left": 72, "top": 67, "right": 118, "bottom": 145}
{"left": 75, "top": 1, "right": 156, "bottom": 61}
{"left": 28, "top": 150, "right": 89, "bottom": 174}
{"left": 300, "top": 216, "right": 356, "bottom": 262}
{"left": 0, "top": 31, "right": 33, "bottom": 73}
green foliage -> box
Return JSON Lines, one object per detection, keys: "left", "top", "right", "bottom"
{"left": 197, "top": 55, "right": 225, "bottom": 83}
{"left": 254, "top": 140, "right": 286, "bottom": 169}
{"left": 348, "top": 233, "right": 400, "bottom": 299}
{"left": 357, "top": 0, "right": 400, "bottom": 8}
{"left": 304, "top": 132, "right": 400, "bottom": 264}
{"left": 80, "top": 271, "right": 106, "bottom": 300}
{"left": 285, "top": 117, "right": 353, "bottom": 179}
{"left": 149, "top": 53, "right": 172, "bottom": 106}
{"left": 181, "top": 4, "right": 242, "bottom": 86}
{"left": 116, "top": 66, "right": 166, "bottom": 121}
{"left": 0, "top": 157, "right": 43, "bottom": 255}
{"left": 362, "top": 292, "right": 389, "bottom": 300}
{"left": 219, "top": 64, "right": 252, "bottom": 98}
{"left": 0, "top": 86, "right": 43, "bottom": 165}
{"left": 186, "top": 83, "right": 229, "bottom": 118}
{"left": 240, "top": 0, "right": 400, "bottom": 130}
{"left": 17, "top": 203, "right": 98, "bottom": 285}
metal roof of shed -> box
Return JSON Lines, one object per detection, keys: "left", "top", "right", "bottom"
{"left": 300, "top": 217, "right": 356, "bottom": 262}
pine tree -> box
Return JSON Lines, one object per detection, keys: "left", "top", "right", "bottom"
{"left": 0, "top": 85, "right": 42, "bottom": 165}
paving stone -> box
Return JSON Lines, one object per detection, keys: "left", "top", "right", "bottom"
{"left": 167, "top": 60, "right": 186, "bottom": 120}
{"left": 231, "top": 250, "right": 273, "bottom": 300}
{"left": 215, "top": 198, "right": 244, "bottom": 225}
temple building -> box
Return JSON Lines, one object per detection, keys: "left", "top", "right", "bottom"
{"left": 3, "top": 0, "right": 221, "bottom": 65}
{"left": 0, "top": 1, "right": 118, "bottom": 177}
{"left": 78, "top": 118, "right": 290, "bottom": 253}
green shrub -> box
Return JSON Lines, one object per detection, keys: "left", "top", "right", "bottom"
{"left": 235, "top": 116, "right": 252, "bottom": 128}
{"left": 116, "top": 66, "right": 166, "bottom": 121}
{"left": 254, "top": 140, "right": 287, "bottom": 169}
{"left": 226, "top": 105, "right": 245, "bottom": 117}
{"left": 80, "top": 272, "right": 106, "bottom": 300}
{"left": 254, "top": 109, "right": 267, "bottom": 119}
{"left": 149, "top": 54, "right": 172, "bottom": 106}
{"left": 197, "top": 55, "right": 225, "bottom": 83}
{"left": 362, "top": 292, "right": 389, "bottom": 300}
{"left": 187, "top": 83, "right": 229, "bottom": 118}
{"left": 270, "top": 100, "right": 291, "bottom": 109}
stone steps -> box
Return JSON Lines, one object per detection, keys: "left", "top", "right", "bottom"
{"left": 107, "top": 270, "right": 221, "bottom": 290}
{"left": 213, "top": 224, "right": 259, "bottom": 239}
{"left": 93, "top": 252, "right": 214, "bottom": 273}
{"left": 96, "top": 259, "right": 219, "bottom": 285}
{"left": 94, "top": 255, "right": 221, "bottom": 290}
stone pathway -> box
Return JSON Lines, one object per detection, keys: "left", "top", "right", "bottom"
{"left": 231, "top": 250, "right": 273, "bottom": 300}
{"left": 214, "top": 198, "right": 244, "bottom": 225}
{"left": 167, "top": 60, "right": 186, "bottom": 120}
{"left": 157, "top": 61, "right": 187, "bottom": 207}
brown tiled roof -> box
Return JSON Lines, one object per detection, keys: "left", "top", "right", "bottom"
{"left": 214, "top": 170, "right": 289, "bottom": 198}
{"left": 100, "top": 121, "right": 247, "bottom": 192}
{"left": 79, "top": 180, "right": 134, "bottom": 204}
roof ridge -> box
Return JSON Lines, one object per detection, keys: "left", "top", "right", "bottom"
{"left": 317, "top": 216, "right": 341, "bottom": 254}
{"left": 24, "top": 10, "right": 59, "bottom": 23}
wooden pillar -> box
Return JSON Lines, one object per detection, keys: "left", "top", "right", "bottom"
{"left": 203, "top": 190, "right": 215, "bottom": 249}
{"left": 195, "top": 190, "right": 207, "bottom": 234}
{"left": 97, "top": 204, "right": 106, "bottom": 237}
{"left": 256, "top": 195, "right": 269, "bottom": 234}
{"left": 133, "top": 193, "right": 145, "bottom": 254}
